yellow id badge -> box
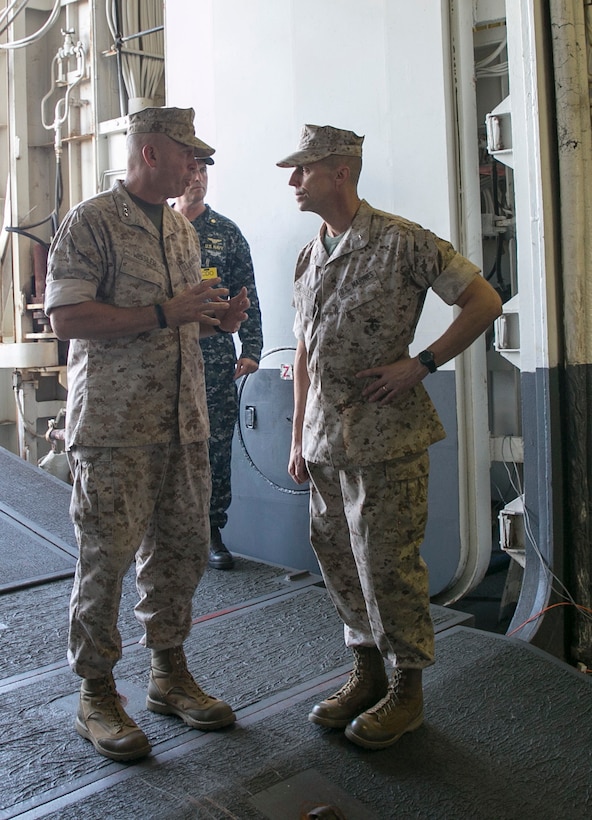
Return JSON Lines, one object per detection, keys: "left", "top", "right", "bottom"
{"left": 201, "top": 267, "right": 218, "bottom": 280}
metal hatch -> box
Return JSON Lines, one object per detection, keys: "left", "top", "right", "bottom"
{"left": 224, "top": 348, "right": 315, "bottom": 572}
{"left": 236, "top": 348, "right": 309, "bottom": 495}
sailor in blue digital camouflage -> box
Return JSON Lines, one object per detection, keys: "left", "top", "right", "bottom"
{"left": 175, "top": 157, "right": 263, "bottom": 570}
{"left": 279, "top": 123, "right": 502, "bottom": 749}
{"left": 44, "top": 106, "right": 250, "bottom": 763}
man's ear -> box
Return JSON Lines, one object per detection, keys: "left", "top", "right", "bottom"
{"left": 334, "top": 164, "right": 350, "bottom": 187}
{"left": 142, "top": 142, "right": 158, "bottom": 168}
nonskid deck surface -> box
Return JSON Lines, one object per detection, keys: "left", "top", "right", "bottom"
{"left": 0, "top": 448, "right": 590, "bottom": 820}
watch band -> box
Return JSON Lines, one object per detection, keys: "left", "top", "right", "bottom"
{"left": 154, "top": 303, "right": 167, "bottom": 329}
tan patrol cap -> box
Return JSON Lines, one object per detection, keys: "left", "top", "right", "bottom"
{"left": 276, "top": 124, "right": 364, "bottom": 167}
{"left": 127, "top": 106, "right": 215, "bottom": 163}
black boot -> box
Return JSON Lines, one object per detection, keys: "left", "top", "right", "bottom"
{"left": 209, "top": 526, "right": 234, "bottom": 570}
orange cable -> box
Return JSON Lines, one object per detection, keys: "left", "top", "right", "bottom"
{"left": 507, "top": 601, "right": 592, "bottom": 637}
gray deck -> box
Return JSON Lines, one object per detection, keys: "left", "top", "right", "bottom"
{"left": 1, "top": 448, "right": 590, "bottom": 820}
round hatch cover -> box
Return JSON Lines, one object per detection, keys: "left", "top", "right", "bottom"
{"left": 237, "top": 348, "right": 309, "bottom": 493}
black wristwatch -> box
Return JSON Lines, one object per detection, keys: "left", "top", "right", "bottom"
{"left": 418, "top": 349, "right": 437, "bottom": 374}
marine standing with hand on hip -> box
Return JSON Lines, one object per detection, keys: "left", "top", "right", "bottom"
{"left": 278, "top": 123, "right": 502, "bottom": 749}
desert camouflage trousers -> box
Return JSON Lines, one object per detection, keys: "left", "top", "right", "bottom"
{"left": 307, "top": 451, "right": 434, "bottom": 669}
{"left": 67, "top": 441, "right": 211, "bottom": 678}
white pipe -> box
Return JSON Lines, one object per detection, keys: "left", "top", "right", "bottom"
{"left": 434, "top": 0, "right": 493, "bottom": 604}
{"left": 0, "top": 0, "right": 61, "bottom": 50}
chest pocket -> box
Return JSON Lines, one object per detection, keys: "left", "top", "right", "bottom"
{"left": 294, "top": 280, "right": 317, "bottom": 321}
{"left": 337, "top": 271, "right": 383, "bottom": 317}
{"left": 114, "top": 254, "right": 167, "bottom": 305}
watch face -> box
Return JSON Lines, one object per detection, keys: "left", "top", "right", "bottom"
{"left": 419, "top": 350, "right": 436, "bottom": 372}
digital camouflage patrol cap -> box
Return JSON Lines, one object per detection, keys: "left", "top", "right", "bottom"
{"left": 276, "top": 124, "right": 364, "bottom": 167}
{"left": 127, "top": 106, "right": 215, "bottom": 164}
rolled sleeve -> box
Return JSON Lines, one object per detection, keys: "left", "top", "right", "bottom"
{"left": 432, "top": 250, "right": 480, "bottom": 305}
{"left": 44, "top": 278, "right": 98, "bottom": 315}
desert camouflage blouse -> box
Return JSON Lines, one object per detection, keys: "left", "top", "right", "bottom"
{"left": 45, "top": 181, "right": 209, "bottom": 449}
{"left": 293, "top": 200, "right": 480, "bottom": 467}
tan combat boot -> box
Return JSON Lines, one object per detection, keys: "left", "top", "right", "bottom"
{"left": 76, "top": 675, "right": 151, "bottom": 761}
{"left": 308, "top": 646, "right": 388, "bottom": 729}
{"left": 146, "top": 646, "right": 236, "bottom": 730}
{"left": 344, "top": 666, "right": 424, "bottom": 749}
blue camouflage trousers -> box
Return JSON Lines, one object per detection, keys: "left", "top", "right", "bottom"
{"left": 307, "top": 451, "right": 434, "bottom": 670}
{"left": 202, "top": 339, "right": 238, "bottom": 530}
{"left": 67, "top": 441, "right": 211, "bottom": 678}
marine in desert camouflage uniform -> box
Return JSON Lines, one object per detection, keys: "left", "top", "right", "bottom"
{"left": 175, "top": 161, "right": 263, "bottom": 569}
{"left": 44, "top": 107, "right": 250, "bottom": 763}
{"left": 278, "top": 124, "right": 502, "bottom": 750}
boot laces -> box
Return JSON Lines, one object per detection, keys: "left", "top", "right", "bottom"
{"left": 333, "top": 651, "right": 372, "bottom": 701}
{"left": 99, "top": 696, "right": 133, "bottom": 729}
{"left": 168, "top": 647, "right": 194, "bottom": 681}
{"left": 366, "top": 668, "right": 404, "bottom": 717}
{"left": 334, "top": 673, "right": 360, "bottom": 702}
{"left": 165, "top": 647, "right": 210, "bottom": 700}
{"left": 88, "top": 681, "right": 133, "bottom": 729}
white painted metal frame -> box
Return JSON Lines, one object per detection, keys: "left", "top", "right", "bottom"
{"left": 435, "top": 0, "right": 496, "bottom": 603}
